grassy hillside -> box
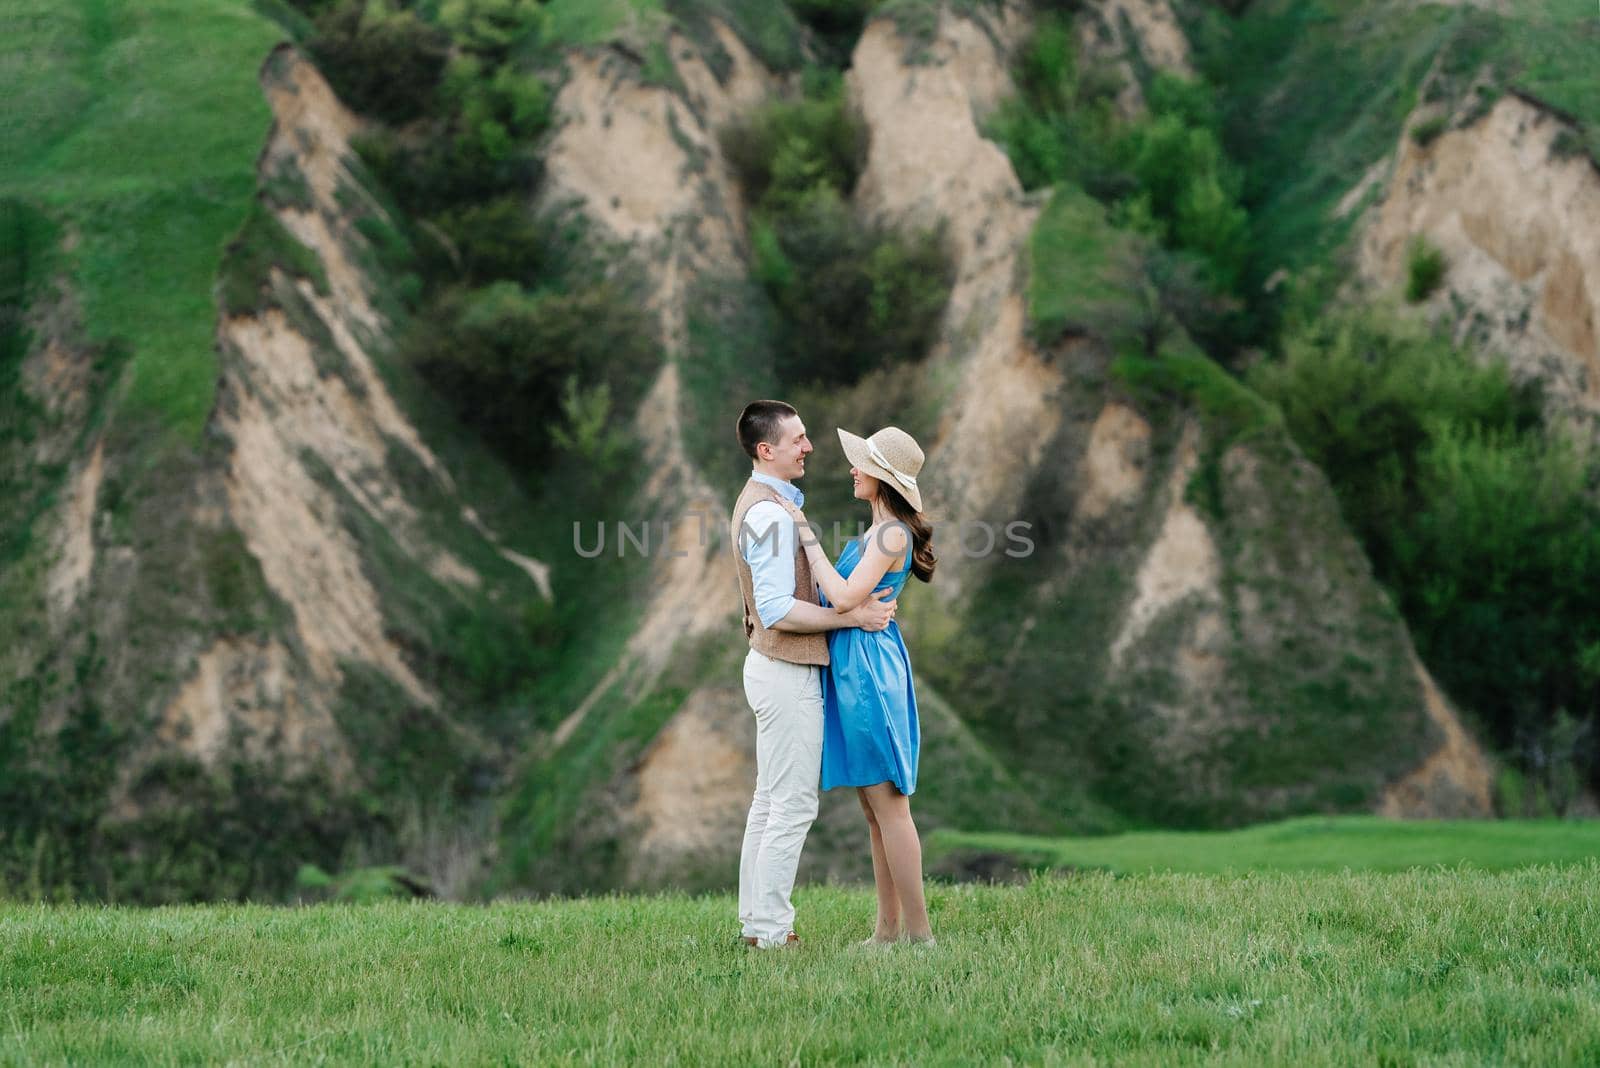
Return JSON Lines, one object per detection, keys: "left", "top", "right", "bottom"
{"left": 0, "top": 0, "right": 283, "bottom": 439}
{"left": 1183, "top": 0, "right": 1600, "bottom": 312}
{"left": 1182, "top": 0, "right": 1600, "bottom": 791}
{"left": 0, "top": 1, "right": 611, "bottom": 904}
{"left": 8, "top": 0, "right": 1599, "bottom": 908}
{"left": 6, "top": 855, "right": 1600, "bottom": 1063}
{"left": 910, "top": 183, "right": 1428, "bottom": 831}
{"left": 0, "top": 0, "right": 309, "bottom": 902}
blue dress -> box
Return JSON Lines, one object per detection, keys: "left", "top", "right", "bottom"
{"left": 818, "top": 537, "right": 919, "bottom": 795}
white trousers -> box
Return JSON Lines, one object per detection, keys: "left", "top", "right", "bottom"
{"left": 738, "top": 648, "right": 824, "bottom": 947}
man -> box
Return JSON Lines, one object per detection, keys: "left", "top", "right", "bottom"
{"left": 730, "top": 399, "right": 897, "bottom": 950}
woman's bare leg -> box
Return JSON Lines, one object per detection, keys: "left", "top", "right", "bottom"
{"left": 862, "top": 782, "right": 931, "bottom": 941}
{"left": 858, "top": 787, "right": 900, "bottom": 941}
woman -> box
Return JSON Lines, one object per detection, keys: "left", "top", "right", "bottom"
{"left": 778, "top": 425, "right": 937, "bottom": 947}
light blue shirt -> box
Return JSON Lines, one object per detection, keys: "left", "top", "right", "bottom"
{"left": 741, "top": 471, "right": 805, "bottom": 629}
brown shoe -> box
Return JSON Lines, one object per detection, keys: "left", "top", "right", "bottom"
{"left": 742, "top": 932, "right": 801, "bottom": 948}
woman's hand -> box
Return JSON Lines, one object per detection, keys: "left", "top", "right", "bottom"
{"left": 775, "top": 497, "right": 818, "bottom": 548}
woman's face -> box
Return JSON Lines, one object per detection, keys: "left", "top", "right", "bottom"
{"left": 850, "top": 466, "right": 880, "bottom": 504}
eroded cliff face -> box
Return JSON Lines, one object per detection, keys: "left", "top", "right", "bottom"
{"left": 9, "top": 3, "right": 1519, "bottom": 903}
{"left": 209, "top": 50, "right": 449, "bottom": 752}
{"left": 500, "top": 25, "right": 782, "bottom": 889}
{"left": 1335, "top": 74, "right": 1600, "bottom": 818}
{"left": 9, "top": 285, "right": 114, "bottom": 712}
{"left": 1354, "top": 90, "right": 1600, "bottom": 436}
{"left": 849, "top": 7, "right": 1058, "bottom": 591}
{"left": 513, "top": 15, "right": 1056, "bottom": 892}
{"left": 188, "top": 47, "right": 554, "bottom": 781}
{"left": 20, "top": 47, "right": 547, "bottom": 844}
{"left": 1077, "top": 0, "right": 1193, "bottom": 119}
{"left": 517, "top": 4, "right": 1494, "bottom": 895}
{"left": 33, "top": 336, "right": 106, "bottom": 636}
{"left": 1335, "top": 78, "right": 1600, "bottom": 818}
{"left": 540, "top": 27, "right": 778, "bottom": 740}
{"left": 839, "top": 8, "right": 1489, "bottom": 829}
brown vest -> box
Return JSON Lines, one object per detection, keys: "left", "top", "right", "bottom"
{"left": 730, "top": 477, "right": 829, "bottom": 666}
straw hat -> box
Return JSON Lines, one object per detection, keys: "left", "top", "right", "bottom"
{"left": 837, "top": 426, "right": 925, "bottom": 511}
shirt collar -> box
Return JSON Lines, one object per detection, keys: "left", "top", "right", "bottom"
{"left": 751, "top": 471, "right": 804, "bottom": 508}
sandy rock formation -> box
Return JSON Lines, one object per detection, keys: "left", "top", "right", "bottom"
{"left": 538, "top": 30, "right": 779, "bottom": 743}
{"left": 144, "top": 47, "right": 547, "bottom": 783}
{"left": 45, "top": 437, "right": 103, "bottom": 629}
{"left": 622, "top": 686, "right": 753, "bottom": 884}
{"left": 1341, "top": 84, "right": 1597, "bottom": 819}
{"left": 1355, "top": 90, "right": 1600, "bottom": 435}
{"left": 1078, "top": 0, "right": 1194, "bottom": 119}
{"left": 524, "top": 6, "right": 1502, "bottom": 890}
{"left": 530, "top": 15, "right": 1061, "bottom": 884}
{"left": 1379, "top": 655, "right": 1496, "bottom": 818}
{"left": 845, "top": 8, "right": 1493, "bottom": 822}
{"left": 1076, "top": 401, "right": 1152, "bottom": 521}
{"left": 849, "top": 8, "right": 1061, "bottom": 598}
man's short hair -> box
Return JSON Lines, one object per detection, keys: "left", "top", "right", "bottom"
{"left": 737, "top": 400, "right": 798, "bottom": 460}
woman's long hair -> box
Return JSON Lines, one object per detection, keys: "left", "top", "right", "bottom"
{"left": 875, "top": 481, "right": 936, "bottom": 583}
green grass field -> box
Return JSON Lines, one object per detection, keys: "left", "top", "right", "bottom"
{"left": 930, "top": 815, "right": 1600, "bottom": 876}
{"left": 5, "top": 820, "right": 1600, "bottom": 1064}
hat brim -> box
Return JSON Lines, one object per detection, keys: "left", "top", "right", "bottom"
{"left": 837, "top": 427, "right": 922, "bottom": 511}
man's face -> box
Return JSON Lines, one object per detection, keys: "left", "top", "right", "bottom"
{"left": 761, "top": 414, "right": 813, "bottom": 481}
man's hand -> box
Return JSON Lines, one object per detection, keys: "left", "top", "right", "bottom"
{"left": 850, "top": 588, "right": 897, "bottom": 632}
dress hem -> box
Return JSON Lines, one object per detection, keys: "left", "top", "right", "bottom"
{"left": 821, "top": 777, "right": 916, "bottom": 795}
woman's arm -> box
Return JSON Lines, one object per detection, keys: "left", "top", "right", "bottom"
{"left": 781, "top": 501, "right": 908, "bottom": 612}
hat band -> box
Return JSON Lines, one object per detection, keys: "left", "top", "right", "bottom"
{"left": 867, "top": 439, "right": 918, "bottom": 492}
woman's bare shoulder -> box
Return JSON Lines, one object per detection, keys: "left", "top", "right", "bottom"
{"left": 865, "top": 521, "right": 910, "bottom": 554}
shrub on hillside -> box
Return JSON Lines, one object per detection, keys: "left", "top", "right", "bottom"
{"left": 310, "top": 0, "right": 551, "bottom": 220}
{"left": 1410, "top": 114, "right": 1449, "bottom": 147}
{"left": 750, "top": 188, "right": 953, "bottom": 387}
{"left": 407, "top": 276, "right": 659, "bottom": 471}
{"left": 0, "top": 199, "right": 56, "bottom": 371}
{"left": 439, "top": 56, "right": 552, "bottom": 164}
{"left": 302, "top": 0, "right": 451, "bottom": 125}
{"left": 438, "top": 0, "right": 544, "bottom": 59}
{"left": 985, "top": 15, "right": 1129, "bottom": 198}
{"left": 353, "top": 58, "right": 550, "bottom": 217}
{"left": 1250, "top": 310, "right": 1539, "bottom": 576}
{"left": 1088, "top": 236, "right": 1236, "bottom": 358}
{"left": 549, "top": 377, "right": 632, "bottom": 482}
{"left": 1405, "top": 236, "right": 1446, "bottom": 303}
{"left": 786, "top": 0, "right": 876, "bottom": 65}
{"left": 989, "top": 19, "right": 1255, "bottom": 353}
{"left": 1251, "top": 308, "right": 1600, "bottom": 790}
{"left": 1124, "top": 111, "right": 1250, "bottom": 294}
{"left": 425, "top": 196, "right": 548, "bottom": 285}
{"left": 722, "top": 80, "right": 954, "bottom": 389}
{"left": 1404, "top": 424, "right": 1600, "bottom": 761}
{"left": 1549, "top": 128, "right": 1586, "bottom": 161}
{"left": 719, "top": 86, "right": 866, "bottom": 211}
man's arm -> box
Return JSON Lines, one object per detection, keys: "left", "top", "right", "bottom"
{"left": 743, "top": 501, "right": 799, "bottom": 628}
{"left": 770, "top": 589, "right": 896, "bottom": 633}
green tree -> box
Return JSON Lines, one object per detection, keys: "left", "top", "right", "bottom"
{"left": 303, "top": 0, "right": 451, "bottom": 124}
{"left": 1252, "top": 307, "right": 1600, "bottom": 791}
{"left": 721, "top": 80, "right": 954, "bottom": 389}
